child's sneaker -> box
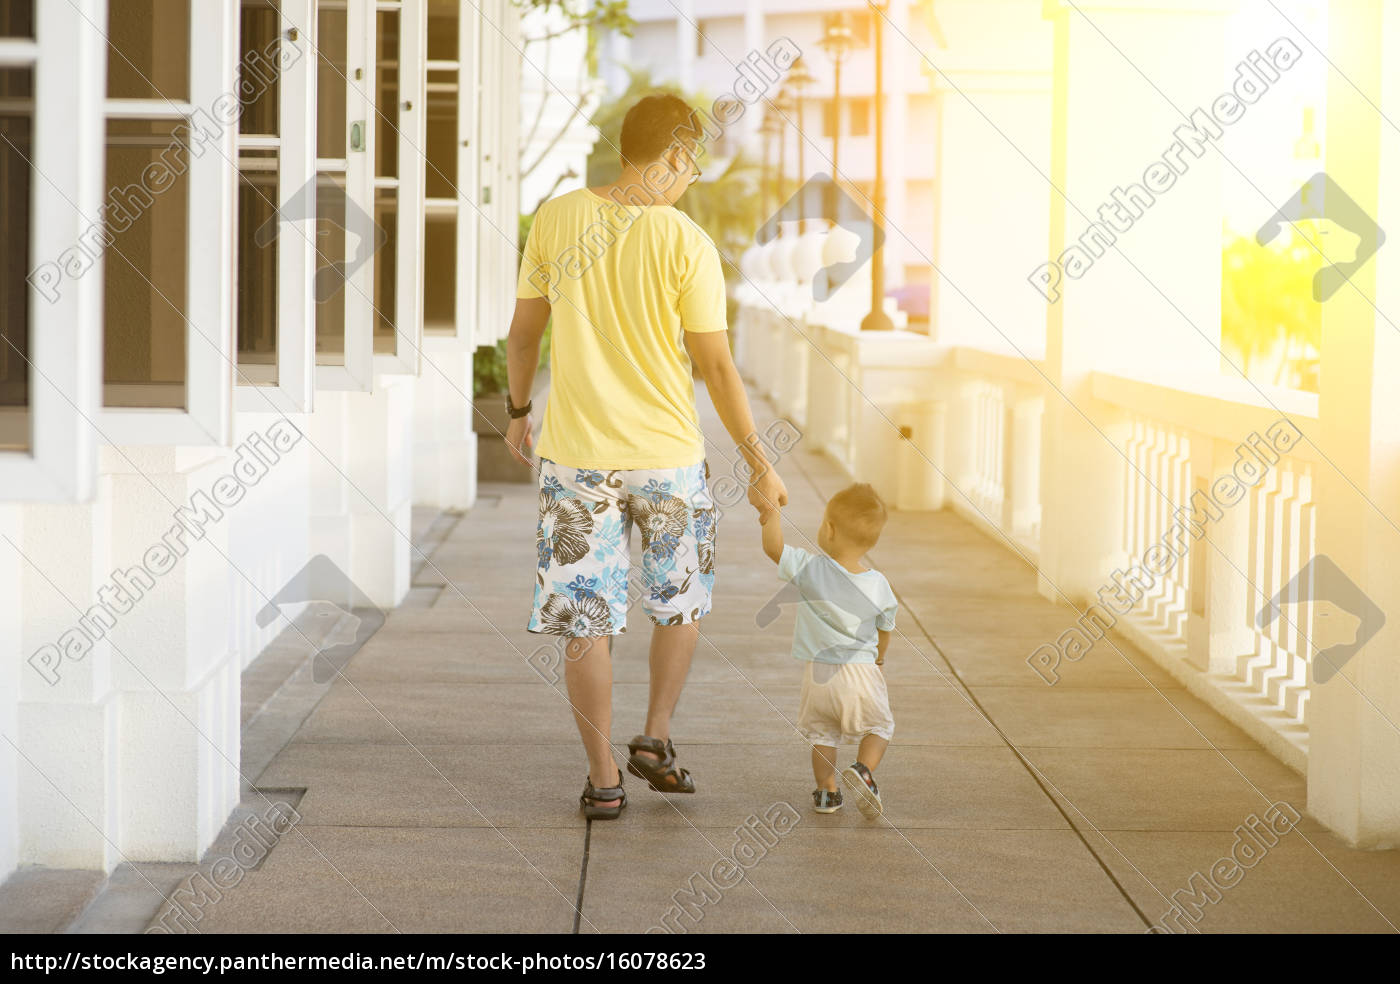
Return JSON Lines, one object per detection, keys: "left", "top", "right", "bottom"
{"left": 842, "top": 763, "right": 883, "bottom": 818}
{"left": 812, "top": 788, "right": 843, "bottom": 813}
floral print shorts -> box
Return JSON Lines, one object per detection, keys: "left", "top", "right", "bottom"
{"left": 528, "top": 458, "right": 717, "bottom": 637}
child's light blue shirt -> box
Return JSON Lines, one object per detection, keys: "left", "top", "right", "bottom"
{"left": 775, "top": 545, "right": 898, "bottom": 664}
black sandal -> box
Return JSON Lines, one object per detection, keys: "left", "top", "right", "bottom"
{"left": 580, "top": 775, "right": 626, "bottom": 820}
{"left": 626, "top": 735, "right": 696, "bottom": 794}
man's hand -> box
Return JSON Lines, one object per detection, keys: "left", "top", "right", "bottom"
{"left": 505, "top": 414, "right": 534, "bottom": 467}
{"left": 748, "top": 465, "right": 788, "bottom": 522}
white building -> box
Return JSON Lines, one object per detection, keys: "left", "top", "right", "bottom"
{"left": 599, "top": 0, "right": 949, "bottom": 295}
{"left": 517, "top": 1, "right": 603, "bottom": 215}
{"left": 0, "top": 0, "right": 524, "bottom": 879}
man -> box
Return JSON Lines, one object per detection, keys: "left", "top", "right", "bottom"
{"left": 504, "top": 94, "right": 787, "bottom": 818}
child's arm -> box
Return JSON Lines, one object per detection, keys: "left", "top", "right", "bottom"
{"left": 761, "top": 507, "right": 784, "bottom": 564}
{"left": 876, "top": 629, "right": 890, "bottom": 666}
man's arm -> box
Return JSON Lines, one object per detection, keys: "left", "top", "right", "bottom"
{"left": 684, "top": 330, "right": 788, "bottom": 520}
{"left": 876, "top": 629, "right": 890, "bottom": 666}
{"left": 503, "top": 296, "right": 551, "bottom": 467}
{"left": 761, "top": 506, "right": 784, "bottom": 563}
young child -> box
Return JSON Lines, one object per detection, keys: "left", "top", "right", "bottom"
{"left": 761, "top": 483, "right": 897, "bottom": 817}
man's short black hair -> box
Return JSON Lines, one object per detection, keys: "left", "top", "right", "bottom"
{"left": 619, "top": 93, "right": 702, "bottom": 169}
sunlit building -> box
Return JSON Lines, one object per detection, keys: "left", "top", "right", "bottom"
{"left": 0, "top": 0, "right": 522, "bottom": 881}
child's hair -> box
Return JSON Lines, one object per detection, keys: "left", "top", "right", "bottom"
{"left": 826, "top": 483, "right": 887, "bottom": 550}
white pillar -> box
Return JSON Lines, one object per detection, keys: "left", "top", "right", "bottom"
{"left": 1037, "top": 0, "right": 1236, "bottom": 604}
{"left": 927, "top": 0, "right": 1053, "bottom": 352}
{"left": 676, "top": 0, "right": 696, "bottom": 92}
{"left": 743, "top": 1, "right": 766, "bottom": 148}
{"left": 15, "top": 446, "right": 247, "bottom": 868}
{"left": 1308, "top": 0, "right": 1400, "bottom": 848}
{"left": 883, "top": 0, "right": 910, "bottom": 289}
{"left": 309, "top": 377, "right": 416, "bottom": 611}
{"left": 0, "top": 504, "right": 21, "bottom": 880}
{"left": 103, "top": 447, "right": 242, "bottom": 862}
{"left": 226, "top": 411, "right": 314, "bottom": 668}
{"left": 16, "top": 491, "right": 116, "bottom": 869}
{"left": 414, "top": 342, "right": 479, "bottom": 511}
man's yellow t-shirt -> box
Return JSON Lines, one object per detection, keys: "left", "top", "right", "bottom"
{"left": 516, "top": 187, "right": 728, "bottom": 470}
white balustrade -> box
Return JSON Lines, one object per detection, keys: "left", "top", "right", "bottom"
{"left": 732, "top": 308, "right": 1324, "bottom": 769}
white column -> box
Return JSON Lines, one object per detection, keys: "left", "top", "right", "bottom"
{"left": 926, "top": 0, "right": 1053, "bottom": 351}
{"left": 1037, "top": 0, "right": 1236, "bottom": 604}
{"left": 676, "top": 0, "right": 696, "bottom": 92}
{"left": 102, "top": 447, "right": 241, "bottom": 861}
{"left": 1308, "top": 0, "right": 1400, "bottom": 848}
{"left": 606, "top": 28, "right": 631, "bottom": 95}
{"left": 16, "top": 491, "right": 116, "bottom": 869}
{"left": 0, "top": 504, "right": 21, "bottom": 880}
{"left": 743, "top": 1, "right": 766, "bottom": 148}
{"left": 883, "top": 0, "right": 910, "bottom": 289}
{"left": 414, "top": 343, "right": 479, "bottom": 511}
{"left": 226, "top": 412, "right": 314, "bottom": 668}
{"left": 309, "top": 377, "right": 416, "bottom": 611}
{"left": 15, "top": 446, "right": 247, "bottom": 868}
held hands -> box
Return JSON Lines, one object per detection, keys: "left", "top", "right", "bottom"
{"left": 505, "top": 414, "right": 534, "bottom": 468}
{"left": 748, "top": 464, "right": 788, "bottom": 524}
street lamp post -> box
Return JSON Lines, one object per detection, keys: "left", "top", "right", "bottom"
{"left": 817, "top": 13, "right": 856, "bottom": 187}
{"left": 759, "top": 110, "right": 782, "bottom": 219}
{"left": 861, "top": 1, "right": 894, "bottom": 332}
{"left": 774, "top": 89, "right": 795, "bottom": 208}
{"left": 785, "top": 55, "right": 816, "bottom": 226}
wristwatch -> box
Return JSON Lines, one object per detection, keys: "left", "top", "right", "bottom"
{"left": 505, "top": 394, "right": 532, "bottom": 419}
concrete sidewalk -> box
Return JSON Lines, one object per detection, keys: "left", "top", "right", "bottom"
{"left": 39, "top": 387, "right": 1400, "bottom": 934}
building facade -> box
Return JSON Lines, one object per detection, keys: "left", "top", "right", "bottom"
{"left": 0, "top": 0, "right": 523, "bottom": 878}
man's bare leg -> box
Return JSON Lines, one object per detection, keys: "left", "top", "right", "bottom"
{"left": 563, "top": 635, "right": 621, "bottom": 805}
{"left": 635, "top": 622, "right": 699, "bottom": 763}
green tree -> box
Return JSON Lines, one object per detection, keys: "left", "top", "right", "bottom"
{"left": 1221, "top": 226, "right": 1322, "bottom": 392}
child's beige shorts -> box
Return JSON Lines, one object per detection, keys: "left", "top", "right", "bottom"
{"left": 796, "top": 661, "right": 896, "bottom": 747}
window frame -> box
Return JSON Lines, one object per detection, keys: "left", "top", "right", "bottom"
{"left": 420, "top": 0, "right": 475, "bottom": 346}
{"left": 0, "top": 0, "right": 105, "bottom": 501}
{"left": 313, "top": 0, "right": 376, "bottom": 391}
{"left": 372, "top": 0, "right": 426, "bottom": 376}
{"left": 475, "top": 0, "right": 519, "bottom": 349}
{"left": 453, "top": 2, "right": 481, "bottom": 346}
{"left": 474, "top": 0, "right": 503, "bottom": 348}
{"left": 97, "top": 0, "right": 238, "bottom": 447}
{"left": 235, "top": 0, "right": 317, "bottom": 414}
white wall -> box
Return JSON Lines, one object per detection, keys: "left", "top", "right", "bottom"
{"left": 226, "top": 411, "right": 314, "bottom": 668}
{"left": 0, "top": 504, "right": 19, "bottom": 879}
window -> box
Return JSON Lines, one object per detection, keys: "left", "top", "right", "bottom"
{"left": 235, "top": 0, "right": 316, "bottom": 413}
{"left": 423, "top": 0, "right": 472, "bottom": 339}
{"left": 312, "top": 0, "right": 376, "bottom": 390}
{"left": 822, "top": 98, "right": 838, "bottom": 138}
{"left": 237, "top": 2, "right": 282, "bottom": 383}
{"left": 849, "top": 97, "right": 870, "bottom": 137}
{"left": 846, "top": 11, "right": 874, "bottom": 48}
{"left": 102, "top": 117, "right": 190, "bottom": 410}
{"left": 0, "top": 63, "right": 32, "bottom": 452}
{"left": 0, "top": 0, "right": 106, "bottom": 500}
{"left": 473, "top": 0, "right": 519, "bottom": 348}
{"left": 0, "top": 1, "right": 33, "bottom": 37}
{"left": 371, "top": 0, "right": 425, "bottom": 374}
{"left": 372, "top": 6, "right": 400, "bottom": 358}
{"left": 99, "top": 0, "right": 236, "bottom": 445}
